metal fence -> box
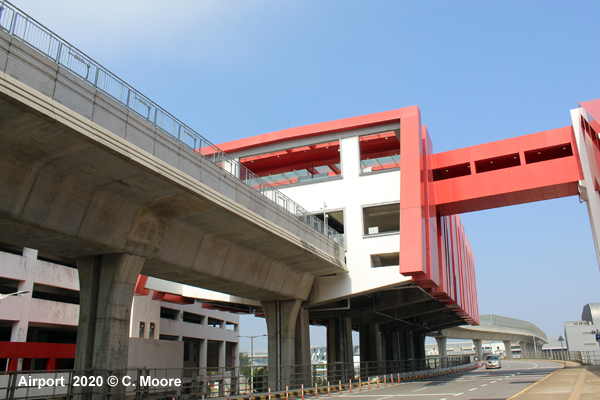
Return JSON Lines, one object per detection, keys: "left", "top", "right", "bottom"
{"left": 0, "top": 0, "right": 344, "bottom": 248}
{"left": 0, "top": 357, "right": 473, "bottom": 399}
{"left": 519, "top": 350, "right": 600, "bottom": 366}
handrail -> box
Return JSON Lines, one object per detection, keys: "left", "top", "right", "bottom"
{"left": 0, "top": 1, "right": 344, "bottom": 247}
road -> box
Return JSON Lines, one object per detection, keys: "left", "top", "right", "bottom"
{"left": 319, "top": 360, "right": 560, "bottom": 400}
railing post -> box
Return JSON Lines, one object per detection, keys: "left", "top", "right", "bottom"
{"left": 8, "top": 7, "right": 16, "bottom": 34}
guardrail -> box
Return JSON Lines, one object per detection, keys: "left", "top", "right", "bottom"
{"left": 519, "top": 350, "right": 600, "bottom": 366}
{"left": 0, "top": 0, "right": 344, "bottom": 248}
{"left": 0, "top": 357, "right": 474, "bottom": 399}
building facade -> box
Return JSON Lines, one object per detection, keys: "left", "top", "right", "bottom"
{"left": 0, "top": 245, "right": 239, "bottom": 372}
{"left": 564, "top": 303, "right": 600, "bottom": 352}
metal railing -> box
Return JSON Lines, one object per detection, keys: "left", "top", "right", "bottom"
{"left": 0, "top": 1, "right": 344, "bottom": 248}
{"left": 519, "top": 350, "right": 600, "bottom": 366}
{"left": 0, "top": 357, "right": 474, "bottom": 399}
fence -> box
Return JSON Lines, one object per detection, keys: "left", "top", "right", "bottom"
{"left": 0, "top": 0, "right": 344, "bottom": 248}
{"left": 519, "top": 350, "right": 600, "bottom": 366}
{"left": 0, "top": 357, "right": 473, "bottom": 399}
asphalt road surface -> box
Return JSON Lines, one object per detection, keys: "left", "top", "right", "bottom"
{"left": 322, "top": 360, "right": 560, "bottom": 400}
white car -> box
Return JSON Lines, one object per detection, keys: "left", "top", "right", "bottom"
{"left": 485, "top": 355, "right": 501, "bottom": 369}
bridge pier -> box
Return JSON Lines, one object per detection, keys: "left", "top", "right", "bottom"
{"left": 435, "top": 336, "right": 448, "bottom": 366}
{"left": 520, "top": 340, "right": 534, "bottom": 354}
{"left": 472, "top": 339, "right": 483, "bottom": 361}
{"left": 359, "top": 320, "right": 381, "bottom": 377}
{"left": 411, "top": 332, "right": 426, "bottom": 369}
{"left": 381, "top": 331, "right": 426, "bottom": 372}
{"left": 381, "top": 330, "right": 402, "bottom": 373}
{"left": 75, "top": 253, "right": 145, "bottom": 399}
{"left": 262, "top": 299, "right": 310, "bottom": 390}
{"left": 504, "top": 340, "right": 513, "bottom": 358}
{"left": 326, "top": 314, "right": 354, "bottom": 383}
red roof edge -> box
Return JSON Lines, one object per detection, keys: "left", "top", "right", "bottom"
{"left": 216, "top": 107, "right": 416, "bottom": 154}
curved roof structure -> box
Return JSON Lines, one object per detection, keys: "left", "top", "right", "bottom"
{"left": 436, "top": 314, "right": 547, "bottom": 344}
{"left": 582, "top": 303, "right": 600, "bottom": 325}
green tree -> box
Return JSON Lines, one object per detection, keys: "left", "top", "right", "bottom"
{"left": 240, "top": 352, "right": 252, "bottom": 378}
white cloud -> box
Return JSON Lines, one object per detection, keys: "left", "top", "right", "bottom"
{"left": 9, "top": 0, "right": 275, "bottom": 65}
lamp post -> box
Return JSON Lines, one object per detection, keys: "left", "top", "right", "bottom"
{"left": 558, "top": 335, "right": 566, "bottom": 367}
{"left": 238, "top": 334, "right": 267, "bottom": 393}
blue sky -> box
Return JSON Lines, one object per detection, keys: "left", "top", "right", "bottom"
{"left": 11, "top": 0, "right": 599, "bottom": 352}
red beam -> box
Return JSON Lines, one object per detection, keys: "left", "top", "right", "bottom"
{"left": 431, "top": 126, "right": 582, "bottom": 214}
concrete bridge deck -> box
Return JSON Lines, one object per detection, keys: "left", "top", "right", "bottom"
{"left": 0, "top": 28, "right": 346, "bottom": 301}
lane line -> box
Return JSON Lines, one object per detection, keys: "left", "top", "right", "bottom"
{"left": 506, "top": 364, "right": 562, "bottom": 400}
{"left": 567, "top": 367, "right": 588, "bottom": 400}
{"left": 332, "top": 394, "right": 457, "bottom": 397}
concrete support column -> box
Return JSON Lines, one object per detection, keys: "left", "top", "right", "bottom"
{"left": 199, "top": 339, "right": 208, "bottom": 375}
{"left": 294, "top": 306, "right": 311, "bottom": 386}
{"left": 75, "top": 253, "right": 144, "bottom": 399}
{"left": 412, "top": 333, "right": 426, "bottom": 370}
{"left": 472, "top": 339, "right": 483, "bottom": 362}
{"left": 8, "top": 248, "right": 37, "bottom": 371}
{"left": 10, "top": 248, "right": 38, "bottom": 341}
{"left": 381, "top": 330, "right": 401, "bottom": 373}
{"left": 326, "top": 314, "right": 354, "bottom": 382}
{"left": 398, "top": 331, "right": 412, "bottom": 363}
{"left": 359, "top": 321, "right": 381, "bottom": 378}
{"left": 232, "top": 342, "right": 240, "bottom": 395}
{"left": 520, "top": 341, "right": 533, "bottom": 355}
{"left": 435, "top": 336, "right": 447, "bottom": 367}
{"left": 503, "top": 341, "right": 513, "bottom": 359}
{"left": 262, "top": 299, "right": 302, "bottom": 391}
{"left": 218, "top": 341, "right": 226, "bottom": 397}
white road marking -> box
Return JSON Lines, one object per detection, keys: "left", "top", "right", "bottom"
{"left": 334, "top": 395, "right": 456, "bottom": 398}
{"left": 481, "top": 384, "right": 487, "bottom": 387}
{"left": 468, "top": 387, "right": 477, "bottom": 391}
{"left": 453, "top": 393, "right": 463, "bottom": 397}
{"left": 413, "top": 388, "right": 426, "bottom": 392}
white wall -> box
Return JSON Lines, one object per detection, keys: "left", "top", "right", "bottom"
{"left": 277, "top": 135, "right": 410, "bottom": 305}
{"left": 156, "top": 301, "right": 239, "bottom": 342}
{"left": 572, "top": 107, "right": 600, "bottom": 272}
{"left": 128, "top": 338, "right": 184, "bottom": 369}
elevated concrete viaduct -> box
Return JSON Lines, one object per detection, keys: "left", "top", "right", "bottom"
{"left": 430, "top": 314, "right": 548, "bottom": 361}
{"left": 0, "top": 26, "right": 345, "bottom": 394}
{"left": 3, "top": 4, "right": 599, "bottom": 399}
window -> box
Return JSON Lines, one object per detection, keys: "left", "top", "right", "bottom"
{"left": 371, "top": 253, "right": 399, "bottom": 268}
{"left": 160, "top": 307, "right": 179, "bottom": 320}
{"left": 225, "top": 322, "right": 237, "bottom": 331}
{"left": 359, "top": 131, "right": 400, "bottom": 174}
{"left": 363, "top": 203, "right": 400, "bottom": 235}
{"left": 240, "top": 140, "right": 341, "bottom": 188}
{"left": 32, "top": 283, "right": 79, "bottom": 305}
{"left": 207, "top": 317, "right": 223, "bottom": 328}
{"left": 159, "top": 334, "right": 178, "bottom": 341}
{"left": 182, "top": 312, "right": 204, "bottom": 325}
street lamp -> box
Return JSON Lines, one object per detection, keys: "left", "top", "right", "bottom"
{"left": 0, "top": 290, "right": 29, "bottom": 300}
{"left": 238, "top": 334, "right": 267, "bottom": 393}
{"left": 558, "top": 335, "right": 566, "bottom": 367}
